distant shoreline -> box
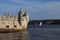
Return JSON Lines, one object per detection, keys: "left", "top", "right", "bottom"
{"left": 28, "top": 19, "right": 60, "bottom": 25}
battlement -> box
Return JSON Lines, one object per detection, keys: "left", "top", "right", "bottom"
{"left": 0, "top": 14, "right": 18, "bottom": 21}
{"left": 0, "top": 8, "right": 29, "bottom": 30}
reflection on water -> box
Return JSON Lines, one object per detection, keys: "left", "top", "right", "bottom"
{"left": 0, "top": 30, "right": 29, "bottom": 40}
{"left": 28, "top": 25, "right": 60, "bottom": 40}
{"left": 1, "top": 25, "right": 60, "bottom": 40}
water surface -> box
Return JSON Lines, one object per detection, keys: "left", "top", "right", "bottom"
{"left": 0, "top": 25, "right": 60, "bottom": 40}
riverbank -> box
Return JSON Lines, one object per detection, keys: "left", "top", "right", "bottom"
{"left": 28, "top": 19, "right": 60, "bottom": 25}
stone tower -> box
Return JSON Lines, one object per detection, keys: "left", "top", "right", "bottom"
{"left": 18, "top": 8, "right": 23, "bottom": 26}
{"left": 18, "top": 8, "right": 29, "bottom": 28}
{"left": 0, "top": 8, "right": 29, "bottom": 32}
{"left": 24, "top": 10, "right": 29, "bottom": 24}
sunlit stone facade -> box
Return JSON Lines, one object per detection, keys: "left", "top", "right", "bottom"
{"left": 0, "top": 8, "right": 29, "bottom": 30}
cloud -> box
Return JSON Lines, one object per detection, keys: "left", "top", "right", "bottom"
{"left": 9, "top": 0, "right": 60, "bottom": 11}
{"left": 29, "top": 1, "right": 60, "bottom": 9}
{"left": 27, "top": 1, "right": 60, "bottom": 20}
{"left": 0, "top": 0, "right": 60, "bottom": 19}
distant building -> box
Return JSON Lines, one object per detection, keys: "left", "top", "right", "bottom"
{"left": 0, "top": 8, "right": 29, "bottom": 32}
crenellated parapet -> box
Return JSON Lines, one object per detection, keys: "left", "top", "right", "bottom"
{"left": 0, "top": 8, "right": 29, "bottom": 30}
{"left": 0, "top": 13, "right": 18, "bottom": 21}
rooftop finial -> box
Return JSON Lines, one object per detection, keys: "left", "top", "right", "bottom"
{"left": 20, "top": 8, "right": 23, "bottom": 12}
{"left": 19, "top": 8, "right": 23, "bottom": 15}
{"left": 24, "top": 10, "right": 28, "bottom": 16}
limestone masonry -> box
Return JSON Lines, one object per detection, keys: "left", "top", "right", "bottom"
{"left": 0, "top": 8, "right": 29, "bottom": 30}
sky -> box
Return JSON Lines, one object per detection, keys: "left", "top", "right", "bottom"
{"left": 0, "top": 0, "right": 60, "bottom": 20}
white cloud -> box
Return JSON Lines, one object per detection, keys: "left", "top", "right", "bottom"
{"left": 10, "top": 0, "right": 29, "bottom": 4}
{"left": 32, "top": 1, "right": 60, "bottom": 10}
{"left": 26, "top": 1, "right": 60, "bottom": 20}
{"left": 4, "top": 0, "right": 60, "bottom": 11}
{"left": 0, "top": 0, "right": 60, "bottom": 19}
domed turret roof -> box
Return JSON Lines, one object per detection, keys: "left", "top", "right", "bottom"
{"left": 24, "top": 10, "right": 28, "bottom": 16}
{"left": 18, "top": 8, "right": 23, "bottom": 15}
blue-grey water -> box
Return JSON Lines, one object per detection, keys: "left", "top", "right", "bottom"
{"left": 0, "top": 25, "right": 60, "bottom": 40}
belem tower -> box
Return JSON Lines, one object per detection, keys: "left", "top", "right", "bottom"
{"left": 0, "top": 8, "right": 29, "bottom": 32}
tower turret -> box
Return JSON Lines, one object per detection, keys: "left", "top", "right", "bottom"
{"left": 24, "top": 10, "right": 29, "bottom": 24}
{"left": 18, "top": 8, "right": 23, "bottom": 25}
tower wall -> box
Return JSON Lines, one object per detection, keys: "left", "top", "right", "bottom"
{"left": 18, "top": 8, "right": 23, "bottom": 26}
{"left": 0, "top": 8, "right": 29, "bottom": 30}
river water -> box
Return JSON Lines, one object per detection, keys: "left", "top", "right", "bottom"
{"left": 0, "top": 25, "right": 60, "bottom": 40}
